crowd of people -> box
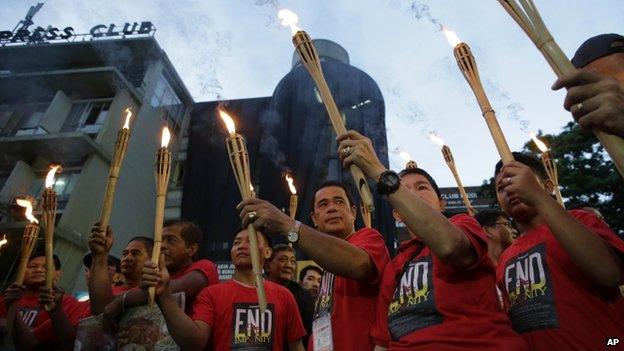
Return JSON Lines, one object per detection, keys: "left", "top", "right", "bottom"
{"left": 1, "top": 33, "right": 624, "bottom": 351}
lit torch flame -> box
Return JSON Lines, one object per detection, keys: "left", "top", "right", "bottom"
{"left": 529, "top": 132, "right": 548, "bottom": 152}
{"left": 45, "top": 165, "right": 60, "bottom": 189}
{"left": 428, "top": 133, "right": 446, "bottom": 147}
{"left": 218, "top": 109, "right": 236, "bottom": 135}
{"left": 16, "top": 198, "right": 38, "bottom": 224}
{"left": 161, "top": 127, "right": 171, "bottom": 148}
{"left": 285, "top": 174, "right": 297, "bottom": 195}
{"left": 0, "top": 234, "right": 7, "bottom": 249}
{"left": 399, "top": 151, "right": 412, "bottom": 163}
{"left": 123, "top": 108, "right": 132, "bottom": 130}
{"left": 278, "top": 9, "right": 302, "bottom": 35}
{"left": 442, "top": 27, "right": 461, "bottom": 48}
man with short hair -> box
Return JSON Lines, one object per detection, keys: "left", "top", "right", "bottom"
{"left": 266, "top": 244, "right": 315, "bottom": 347}
{"left": 336, "top": 131, "right": 527, "bottom": 350}
{"left": 553, "top": 33, "right": 624, "bottom": 138}
{"left": 237, "top": 180, "right": 390, "bottom": 351}
{"left": 494, "top": 152, "right": 624, "bottom": 349}
{"left": 141, "top": 229, "right": 306, "bottom": 350}
{"left": 299, "top": 265, "right": 322, "bottom": 298}
{"left": 1, "top": 251, "right": 86, "bottom": 350}
{"left": 474, "top": 209, "right": 515, "bottom": 265}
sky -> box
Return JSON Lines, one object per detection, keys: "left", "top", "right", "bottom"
{"left": 2, "top": 0, "right": 622, "bottom": 187}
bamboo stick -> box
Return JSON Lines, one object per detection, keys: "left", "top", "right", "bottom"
{"left": 442, "top": 146, "right": 475, "bottom": 216}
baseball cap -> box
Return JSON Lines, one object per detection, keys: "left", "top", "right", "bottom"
{"left": 571, "top": 33, "right": 624, "bottom": 68}
{"left": 82, "top": 252, "right": 121, "bottom": 272}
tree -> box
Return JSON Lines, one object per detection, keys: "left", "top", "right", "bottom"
{"left": 479, "top": 122, "right": 623, "bottom": 234}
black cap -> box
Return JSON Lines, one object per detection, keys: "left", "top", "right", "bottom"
{"left": 571, "top": 33, "right": 624, "bottom": 68}
{"left": 82, "top": 252, "right": 121, "bottom": 272}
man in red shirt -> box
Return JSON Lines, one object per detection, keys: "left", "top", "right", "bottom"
{"left": 334, "top": 131, "right": 526, "bottom": 350}
{"left": 494, "top": 152, "right": 624, "bottom": 349}
{"left": 141, "top": 229, "right": 306, "bottom": 350}
{"left": 101, "top": 220, "right": 219, "bottom": 320}
{"left": 237, "top": 180, "right": 390, "bottom": 351}
{"left": 1, "top": 252, "right": 86, "bottom": 350}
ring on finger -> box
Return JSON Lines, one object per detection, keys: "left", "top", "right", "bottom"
{"left": 576, "top": 102, "right": 583, "bottom": 114}
{"left": 342, "top": 146, "right": 351, "bottom": 156}
{"left": 248, "top": 210, "right": 257, "bottom": 222}
{"left": 505, "top": 177, "right": 512, "bottom": 184}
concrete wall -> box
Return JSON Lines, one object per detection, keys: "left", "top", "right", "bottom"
{"left": 40, "top": 91, "right": 72, "bottom": 134}
{"left": 0, "top": 160, "right": 36, "bottom": 203}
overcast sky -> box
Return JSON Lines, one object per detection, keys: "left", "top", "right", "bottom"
{"left": 2, "top": 0, "right": 622, "bottom": 187}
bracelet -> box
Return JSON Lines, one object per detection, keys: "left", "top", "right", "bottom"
{"left": 121, "top": 291, "right": 129, "bottom": 313}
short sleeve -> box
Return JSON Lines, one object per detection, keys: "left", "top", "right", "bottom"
{"left": 349, "top": 228, "right": 391, "bottom": 284}
{"left": 62, "top": 295, "right": 89, "bottom": 325}
{"left": 190, "top": 287, "right": 216, "bottom": 326}
{"left": 571, "top": 210, "right": 624, "bottom": 255}
{"left": 450, "top": 214, "right": 490, "bottom": 269}
{"left": 284, "top": 289, "right": 306, "bottom": 342}
{"left": 370, "top": 261, "right": 397, "bottom": 347}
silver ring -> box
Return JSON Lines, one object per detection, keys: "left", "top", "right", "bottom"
{"left": 248, "top": 211, "right": 257, "bottom": 221}
{"left": 576, "top": 102, "right": 583, "bottom": 114}
{"left": 505, "top": 177, "right": 512, "bottom": 185}
{"left": 342, "top": 146, "right": 351, "bottom": 156}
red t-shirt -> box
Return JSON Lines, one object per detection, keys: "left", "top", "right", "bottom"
{"left": 170, "top": 259, "right": 219, "bottom": 313}
{"left": 309, "top": 227, "right": 390, "bottom": 351}
{"left": 111, "top": 284, "right": 136, "bottom": 295}
{"left": 0, "top": 292, "right": 87, "bottom": 346}
{"left": 496, "top": 210, "right": 624, "bottom": 350}
{"left": 370, "top": 214, "right": 527, "bottom": 351}
{"left": 191, "top": 279, "right": 306, "bottom": 350}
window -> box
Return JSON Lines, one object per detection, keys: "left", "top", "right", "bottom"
{"left": 62, "top": 100, "right": 112, "bottom": 134}
{"left": 14, "top": 103, "right": 49, "bottom": 136}
{"left": 150, "top": 73, "right": 184, "bottom": 132}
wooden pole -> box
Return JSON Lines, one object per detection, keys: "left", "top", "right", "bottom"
{"left": 442, "top": 146, "right": 475, "bottom": 216}
{"left": 292, "top": 30, "right": 374, "bottom": 227}
{"left": 41, "top": 188, "right": 57, "bottom": 292}
{"left": 540, "top": 151, "right": 565, "bottom": 207}
{"left": 499, "top": 0, "right": 624, "bottom": 178}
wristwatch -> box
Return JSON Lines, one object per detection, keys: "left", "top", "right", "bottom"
{"left": 287, "top": 220, "right": 302, "bottom": 245}
{"left": 377, "top": 170, "right": 401, "bottom": 195}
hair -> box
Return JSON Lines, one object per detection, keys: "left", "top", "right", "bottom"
{"left": 398, "top": 167, "right": 442, "bottom": 199}
{"left": 494, "top": 152, "right": 547, "bottom": 181}
{"left": 233, "top": 229, "right": 272, "bottom": 248}
{"left": 127, "top": 236, "right": 154, "bottom": 253}
{"left": 163, "top": 219, "right": 203, "bottom": 246}
{"left": 267, "top": 244, "right": 294, "bottom": 262}
{"left": 30, "top": 250, "right": 61, "bottom": 270}
{"left": 474, "top": 209, "right": 506, "bottom": 227}
{"left": 299, "top": 265, "right": 323, "bottom": 281}
{"left": 310, "top": 180, "right": 356, "bottom": 209}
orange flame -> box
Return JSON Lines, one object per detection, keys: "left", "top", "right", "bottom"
{"left": 0, "top": 234, "right": 7, "bottom": 248}
{"left": 399, "top": 151, "right": 412, "bottom": 163}
{"left": 442, "top": 27, "right": 461, "bottom": 47}
{"left": 123, "top": 108, "right": 132, "bottom": 130}
{"left": 285, "top": 174, "right": 297, "bottom": 195}
{"left": 218, "top": 109, "right": 236, "bottom": 135}
{"left": 428, "top": 133, "right": 446, "bottom": 147}
{"left": 529, "top": 132, "right": 548, "bottom": 152}
{"left": 278, "top": 9, "right": 302, "bottom": 35}
{"left": 45, "top": 165, "right": 60, "bottom": 189}
{"left": 16, "top": 198, "right": 38, "bottom": 224}
{"left": 161, "top": 127, "right": 171, "bottom": 148}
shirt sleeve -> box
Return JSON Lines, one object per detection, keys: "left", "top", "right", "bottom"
{"left": 370, "top": 261, "right": 396, "bottom": 347}
{"left": 450, "top": 214, "right": 491, "bottom": 270}
{"left": 62, "top": 296, "right": 90, "bottom": 325}
{"left": 190, "top": 260, "right": 220, "bottom": 286}
{"left": 350, "top": 228, "right": 391, "bottom": 284}
{"left": 284, "top": 289, "right": 307, "bottom": 342}
{"left": 190, "top": 287, "right": 216, "bottom": 326}
{"left": 571, "top": 210, "right": 624, "bottom": 253}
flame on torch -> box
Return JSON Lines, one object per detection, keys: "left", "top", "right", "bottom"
{"left": 428, "top": 133, "right": 446, "bottom": 147}
{"left": 45, "top": 165, "right": 60, "bottom": 189}
{"left": 285, "top": 174, "right": 297, "bottom": 195}
{"left": 0, "top": 234, "right": 7, "bottom": 249}
{"left": 399, "top": 151, "right": 412, "bottom": 163}
{"left": 16, "top": 198, "right": 38, "bottom": 224}
{"left": 442, "top": 27, "right": 461, "bottom": 47}
{"left": 529, "top": 132, "right": 548, "bottom": 152}
{"left": 123, "top": 108, "right": 132, "bottom": 130}
{"left": 218, "top": 109, "right": 236, "bottom": 135}
{"left": 278, "top": 9, "right": 302, "bottom": 35}
{"left": 161, "top": 127, "right": 171, "bottom": 148}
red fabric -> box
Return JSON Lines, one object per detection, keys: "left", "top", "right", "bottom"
{"left": 0, "top": 292, "right": 87, "bottom": 345}
{"left": 370, "top": 214, "right": 526, "bottom": 351}
{"left": 169, "top": 259, "right": 219, "bottom": 313}
{"left": 309, "top": 227, "right": 390, "bottom": 351}
{"left": 111, "top": 284, "right": 135, "bottom": 295}
{"left": 191, "top": 279, "right": 306, "bottom": 350}
{"left": 496, "top": 210, "right": 624, "bottom": 350}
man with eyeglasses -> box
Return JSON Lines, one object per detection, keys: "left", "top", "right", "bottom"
{"left": 475, "top": 210, "right": 516, "bottom": 265}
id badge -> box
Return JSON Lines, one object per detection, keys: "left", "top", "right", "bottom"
{"left": 312, "top": 312, "right": 334, "bottom": 351}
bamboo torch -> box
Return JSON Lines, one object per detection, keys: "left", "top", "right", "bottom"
{"left": 148, "top": 126, "right": 172, "bottom": 306}
{"left": 498, "top": 0, "right": 624, "bottom": 178}
{"left": 530, "top": 132, "right": 564, "bottom": 207}
{"left": 42, "top": 165, "right": 60, "bottom": 292}
{"left": 6, "top": 199, "right": 40, "bottom": 336}
{"left": 279, "top": 9, "right": 374, "bottom": 228}
{"left": 285, "top": 173, "right": 298, "bottom": 220}
{"left": 98, "top": 108, "right": 133, "bottom": 232}
{"left": 443, "top": 28, "right": 514, "bottom": 165}
{"left": 429, "top": 133, "right": 476, "bottom": 216}
{"left": 219, "top": 108, "right": 267, "bottom": 313}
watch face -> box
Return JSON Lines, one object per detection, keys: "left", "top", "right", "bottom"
{"left": 384, "top": 173, "right": 399, "bottom": 188}
{"left": 288, "top": 231, "right": 298, "bottom": 243}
